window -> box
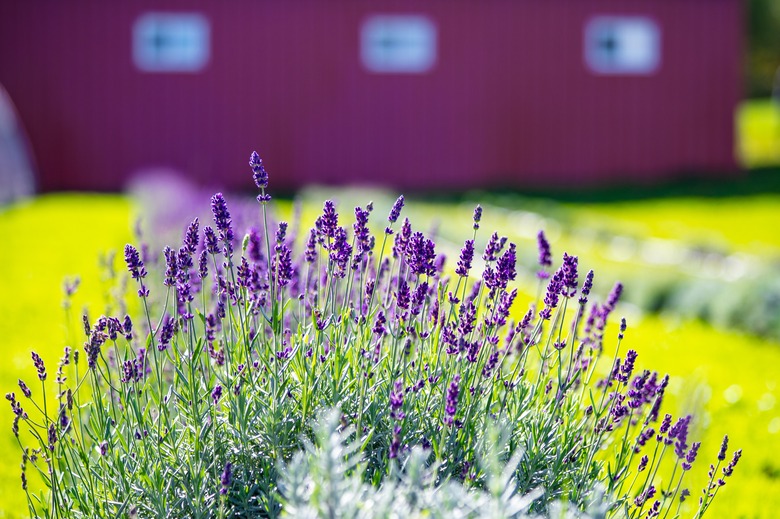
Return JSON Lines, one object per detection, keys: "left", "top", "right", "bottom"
{"left": 133, "top": 13, "right": 210, "bottom": 73}
{"left": 584, "top": 16, "right": 660, "bottom": 75}
{"left": 361, "top": 15, "right": 437, "bottom": 74}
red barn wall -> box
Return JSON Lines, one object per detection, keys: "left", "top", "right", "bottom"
{"left": 0, "top": 0, "right": 742, "bottom": 193}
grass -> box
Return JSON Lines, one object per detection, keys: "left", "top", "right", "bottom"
{"left": 738, "top": 99, "right": 780, "bottom": 168}
{"left": 0, "top": 194, "right": 134, "bottom": 518}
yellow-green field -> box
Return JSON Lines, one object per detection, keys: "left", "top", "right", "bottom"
{"left": 0, "top": 195, "right": 135, "bottom": 518}
{"left": 738, "top": 98, "right": 780, "bottom": 168}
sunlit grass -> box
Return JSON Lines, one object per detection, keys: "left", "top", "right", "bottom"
{"left": 562, "top": 195, "right": 780, "bottom": 254}
{"left": 738, "top": 98, "right": 780, "bottom": 168}
{"left": 0, "top": 194, "right": 134, "bottom": 518}
{"left": 621, "top": 315, "right": 780, "bottom": 519}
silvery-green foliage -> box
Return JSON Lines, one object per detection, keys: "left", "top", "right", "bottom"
{"left": 279, "top": 410, "right": 367, "bottom": 519}
{"left": 279, "top": 409, "right": 610, "bottom": 519}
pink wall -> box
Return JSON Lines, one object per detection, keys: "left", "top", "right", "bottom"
{"left": 0, "top": 0, "right": 742, "bottom": 192}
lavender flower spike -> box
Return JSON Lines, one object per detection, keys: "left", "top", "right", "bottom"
{"left": 388, "top": 195, "right": 405, "bottom": 224}
{"left": 473, "top": 205, "right": 482, "bottom": 230}
{"left": 682, "top": 441, "right": 701, "bottom": 471}
{"left": 210, "top": 193, "right": 232, "bottom": 235}
{"left": 605, "top": 281, "right": 623, "bottom": 311}
{"left": 718, "top": 435, "right": 729, "bottom": 461}
{"left": 444, "top": 374, "right": 461, "bottom": 426}
{"left": 249, "top": 151, "right": 269, "bottom": 189}
{"left": 579, "top": 269, "right": 594, "bottom": 305}
{"left": 31, "top": 352, "right": 46, "bottom": 381}
{"left": 455, "top": 239, "right": 475, "bottom": 277}
{"left": 561, "top": 252, "right": 578, "bottom": 296}
{"left": 220, "top": 462, "right": 233, "bottom": 494}
{"left": 537, "top": 230, "right": 552, "bottom": 267}
{"left": 124, "top": 244, "right": 147, "bottom": 281}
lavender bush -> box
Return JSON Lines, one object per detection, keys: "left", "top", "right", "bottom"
{"left": 7, "top": 152, "right": 741, "bottom": 518}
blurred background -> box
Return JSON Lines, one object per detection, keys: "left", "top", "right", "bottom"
{"left": 1, "top": 0, "right": 779, "bottom": 517}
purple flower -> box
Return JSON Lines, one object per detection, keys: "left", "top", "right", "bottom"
{"left": 204, "top": 226, "right": 219, "bottom": 255}
{"left": 124, "top": 244, "right": 148, "bottom": 283}
{"left": 389, "top": 425, "right": 402, "bottom": 459}
{"left": 330, "top": 227, "right": 352, "bottom": 277}
{"left": 198, "top": 250, "right": 208, "bottom": 279}
{"left": 646, "top": 500, "right": 661, "bottom": 518}
{"left": 388, "top": 195, "right": 405, "bottom": 224}
{"left": 275, "top": 244, "right": 293, "bottom": 288}
{"left": 458, "top": 300, "right": 477, "bottom": 336}
{"left": 31, "top": 352, "right": 46, "bottom": 381}
{"left": 85, "top": 329, "right": 106, "bottom": 370}
{"left": 472, "top": 205, "right": 482, "bottom": 230}
{"left": 352, "top": 206, "right": 371, "bottom": 266}
{"left": 634, "top": 485, "right": 656, "bottom": 507}
{"left": 434, "top": 253, "right": 446, "bottom": 275}
{"left": 494, "top": 288, "right": 517, "bottom": 327}
{"left": 656, "top": 414, "right": 672, "bottom": 441}
{"left": 316, "top": 200, "right": 339, "bottom": 240}
{"left": 483, "top": 232, "right": 501, "bottom": 262}
{"left": 183, "top": 218, "right": 199, "bottom": 255}
{"left": 718, "top": 435, "right": 729, "bottom": 461}
{"left": 723, "top": 449, "right": 742, "bottom": 477}
{"left": 304, "top": 229, "right": 317, "bottom": 263}
{"left": 537, "top": 230, "right": 552, "bottom": 273}
{"left": 163, "top": 247, "right": 178, "bottom": 287}
{"left": 158, "top": 315, "right": 176, "bottom": 350}
{"left": 250, "top": 151, "right": 269, "bottom": 189}
{"left": 58, "top": 403, "right": 69, "bottom": 430}
{"left": 275, "top": 222, "right": 288, "bottom": 245}
{"left": 605, "top": 282, "right": 623, "bottom": 311}
{"left": 617, "top": 349, "right": 637, "bottom": 383}
{"left": 635, "top": 427, "right": 655, "bottom": 453}
{"left": 540, "top": 268, "right": 563, "bottom": 320}
{"left": 237, "top": 257, "right": 251, "bottom": 288}
{"left": 638, "top": 455, "right": 649, "bottom": 472}
{"left": 210, "top": 193, "right": 232, "bottom": 235}
{"left": 455, "top": 239, "right": 475, "bottom": 277}
{"left": 411, "top": 282, "right": 428, "bottom": 316}
{"left": 220, "top": 462, "right": 233, "bottom": 494}
{"left": 579, "top": 269, "right": 594, "bottom": 304}
{"left": 390, "top": 380, "right": 405, "bottom": 420}
{"left": 669, "top": 415, "right": 692, "bottom": 457}
{"left": 106, "top": 317, "right": 122, "bottom": 341}
{"left": 495, "top": 243, "right": 517, "bottom": 288}
{"left": 482, "top": 351, "right": 500, "bottom": 378}
{"left": 276, "top": 346, "right": 292, "bottom": 360}
{"left": 444, "top": 375, "right": 461, "bottom": 426}
{"left": 396, "top": 280, "right": 411, "bottom": 310}
{"left": 121, "top": 360, "right": 138, "bottom": 383}
{"left": 247, "top": 227, "right": 265, "bottom": 264}
{"left": 177, "top": 246, "right": 194, "bottom": 284}
{"left": 406, "top": 232, "right": 436, "bottom": 277}
{"left": 212, "top": 385, "right": 223, "bottom": 405}
{"left": 682, "top": 441, "right": 701, "bottom": 471}
{"left": 618, "top": 318, "right": 627, "bottom": 340}
{"left": 17, "top": 380, "right": 31, "bottom": 398}
{"left": 47, "top": 423, "right": 57, "bottom": 451}
{"left": 561, "top": 253, "right": 578, "bottom": 296}
{"left": 392, "top": 218, "right": 412, "bottom": 257}
{"left": 373, "top": 312, "right": 386, "bottom": 336}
